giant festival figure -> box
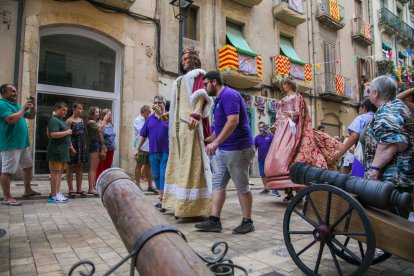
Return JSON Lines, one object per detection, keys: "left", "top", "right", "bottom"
{"left": 264, "top": 78, "right": 342, "bottom": 200}
{"left": 162, "top": 48, "right": 213, "bottom": 218}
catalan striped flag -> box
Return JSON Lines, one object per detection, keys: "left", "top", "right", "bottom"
{"left": 335, "top": 75, "right": 344, "bottom": 95}
{"left": 218, "top": 45, "right": 239, "bottom": 71}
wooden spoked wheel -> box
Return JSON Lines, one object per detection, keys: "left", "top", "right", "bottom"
{"left": 283, "top": 184, "right": 375, "bottom": 276}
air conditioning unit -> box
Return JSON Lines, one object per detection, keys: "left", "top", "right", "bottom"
{"left": 93, "top": 0, "right": 136, "bottom": 10}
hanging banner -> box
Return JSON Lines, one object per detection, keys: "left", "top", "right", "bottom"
{"left": 290, "top": 63, "right": 305, "bottom": 80}
{"left": 288, "top": 0, "right": 304, "bottom": 14}
{"left": 275, "top": 55, "right": 290, "bottom": 75}
{"left": 238, "top": 53, "right": 258, "bottom": 75}
{"left": 335, "top": 75, "right": 344, "bottom": 95}
{"left": 345, "top": 83, "right": 353, "bottom": 99}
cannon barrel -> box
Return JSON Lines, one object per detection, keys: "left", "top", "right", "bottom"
{"left": 96, "top": 168, "right": 212, "bottom": 276}
{"left": 289, "top": 162, "right": 412, "bottom": 211}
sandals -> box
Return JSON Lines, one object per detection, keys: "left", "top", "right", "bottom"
{"left": 69, "top": 192, "right": 77, "bottom": 199}
{"left": 22, "top": 191, "right": 41, "bottom": 198}
{"left": 147, "top": 187, "right": 159, "bottom": 194}
{"left": 2, "top": 199, "right": 22, "bottom": 206}
{"left": 76, "top": 191, "right": 87, "bottom": 197}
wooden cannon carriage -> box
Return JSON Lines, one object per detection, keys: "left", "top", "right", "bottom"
{"left": 284, "top": 162, "right": 414, "bottom": 275}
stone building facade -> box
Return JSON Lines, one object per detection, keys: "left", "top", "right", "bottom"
{"left": 3, "top": 0, "right": 410, "bottom": 177}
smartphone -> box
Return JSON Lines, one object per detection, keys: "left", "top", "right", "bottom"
{"left": 27, "top": 96, "right": 35, "bottom": 103}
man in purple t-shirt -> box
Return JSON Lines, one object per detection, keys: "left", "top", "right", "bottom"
{"left": 254, "top": 121, "right": 277, "bottom": 195}
{"left": 195, "top": 71, "right": 255, "bottom": 234}
{"left": 134, "top": 95, "right": 169, "bottom": 211}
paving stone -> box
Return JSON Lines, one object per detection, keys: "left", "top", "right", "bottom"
{"left": 10, "top": 257, "right": 34, "bottom": 266}
{"left": 10, "top": 264, "right": 36, "bottom": 274}
{"left": 35, "top": 264, "right": 63, "bottom": 274}
{"left": 57, "top": 257, "right": 80, "bottom": 266}
{"left": 1, "top": 178, "right": 414, "bottom": 275}
{"left": 76, "top": 252, "right": 99, "bottom": 259}
{"left": 37, "top": 272, "right": 64, "bottom": 276}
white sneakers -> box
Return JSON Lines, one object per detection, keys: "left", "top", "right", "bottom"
{"left": 47, "top": 192, "right": 69, "bottom": 203}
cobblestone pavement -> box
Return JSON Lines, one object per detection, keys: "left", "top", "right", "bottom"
{"left": 0, "top": 177, "right": 413, "bottom": 275}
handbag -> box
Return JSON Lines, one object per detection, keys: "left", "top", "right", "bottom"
{"left": 353, "top": 141, "right": 364, "bottom": 163}
{"left": 99, "top": 145, "right": 107, "bottom": 161}
{"left": 354, "top": 124, "right": 369, "bottom": 163}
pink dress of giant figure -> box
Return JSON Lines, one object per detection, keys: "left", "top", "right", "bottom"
{"left": 264, "top": 79, "right": 342, "bottom": 194}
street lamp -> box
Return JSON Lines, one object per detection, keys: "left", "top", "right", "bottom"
{"left": 170, "top": 0, "right": 194, "bottom": 74}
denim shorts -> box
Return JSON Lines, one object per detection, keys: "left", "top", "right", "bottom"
{"left": 210, "top": 147, "right": 255, "bottom": 194}
{"left": 89, "top": 141, "right": 100, "bottom": 153}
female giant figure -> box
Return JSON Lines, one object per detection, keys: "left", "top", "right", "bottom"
{"left": 264, "top": 78, "right": 342, "bottom": 200}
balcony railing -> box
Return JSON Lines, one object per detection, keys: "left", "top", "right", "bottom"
{"left": 273, "top": 0, "right": 306, "bottom": 27}
{"left": 351, "top": 18, "right": 373, "bottom": 46}
{"left": 271, "top": 55, "right": 312, "bottom": 92}
{"left": 318, "top": 73, "right": 352, "bottom": 101}
{"left": 218, "top": 45, "right": 262, "bottom": 89}
{"left": 378, "top": 8, "right": 414, "bottom": 44}
{"left": 375, "top": 60, "right": 395, "bottom": 77}
{"left": 316, "top": 0, "right": 345, "bottom": 31}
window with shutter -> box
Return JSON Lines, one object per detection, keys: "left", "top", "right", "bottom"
{"left": 323, "top": 41, "right": 336, "bottom": 93}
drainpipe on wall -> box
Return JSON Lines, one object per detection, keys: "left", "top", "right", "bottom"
{"left": 212, "top": 0, "right": 218, "bottom": 69}
{"left": 367, "top": 0, "right": 373, "bottom": 84}
{"left": 395, "top": 35, "right": 398, "bottom": 69}
{"left": 13, "top": 0, "right": 24, "bottom": 89}
{"left": 308, "top": 0, "right": 317, "bottom": 126}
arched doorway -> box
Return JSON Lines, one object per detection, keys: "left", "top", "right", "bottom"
{"left": 321, "top": 113, "right": 341, "bottom": 137}
{"left": 34, "top": 27, "right": 122, "bottom": 174}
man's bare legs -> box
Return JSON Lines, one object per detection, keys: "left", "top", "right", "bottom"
{"left": 210, "top": 190, "right": 226, "bottom": 217}
{"left": 144, "top": 164, "right": 154, "bottom": 189}
{"left": 135, "top": 163, "right": 143, "bottom": 190}
{"left": 237, "top": 191, "right": 253, "bottom": 219}
{"left": 0, "top": 173, "right": 13, "bottom": 201}
{"left": 135, "top": 163, "right": 154, "bottom": 191}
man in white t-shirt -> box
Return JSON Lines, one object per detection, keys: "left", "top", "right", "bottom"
{"left": 134, "top": 105, "right": 156, "bottom": 193}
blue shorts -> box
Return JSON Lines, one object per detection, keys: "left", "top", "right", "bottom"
{"left": 89, "top": 141, "right": 100, "bottom": 153}
{"left": 258, "top": 159, "right": 265, "bottom": 177}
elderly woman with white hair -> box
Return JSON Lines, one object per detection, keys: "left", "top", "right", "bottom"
{"left": 365, "top": 76, "right": 414, "bottom": 217}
